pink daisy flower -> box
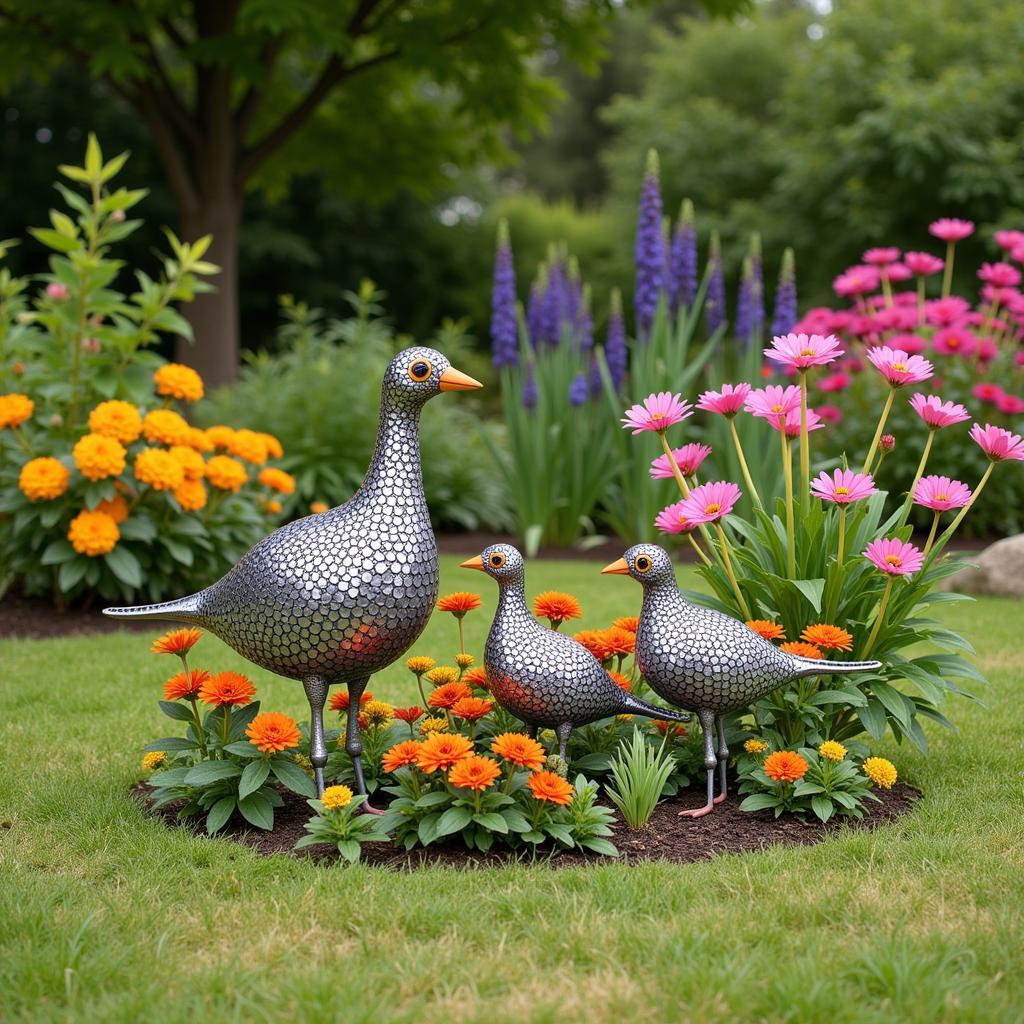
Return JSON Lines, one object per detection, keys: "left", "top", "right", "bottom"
{"left": 996, "top": 393, "right": 1024, "bottom": 415}
{"left": 650, "top": 443, "right": 712, "bottom": 479}
{"left": 978, "top": 262, "right": 1021, "bottom": 288}
{"left": 903, "top": 251, "right": 944, "bottom": 276}
{"left": 817, "top": 371, "right": 851, "bottom": 393}
{"left": 818, "top": 404, "right": 843, "bottom": 424}
{"left": 833, "top": 265, "right": 881, "bottom": 297}
{"left": 696, "top": 382, "right": 751, "bottom": 417}
{"left": 887, "top": 333, "right": 928, "bottom": 355}
{"left": 678, "top": 481, "right": 742, "bottom": 525}
{"left": 970, "top": 423, "right": 1024, "bottom": 462}
{"left": 925, "top": 297, "right": 971, "bottom": 327}
{"left": 621, "top": 392, "right": 692, "bottom": 435}
{"left": 863, "top": 247, "right": 901, "bottom": 266}
{"left": 654, "top": 500, "right": 698, "bottom": 535}
{"left": 773, "top": 406, "right": 824, "bottom": 438}
{"left": 744, "top": 384, "right": 801, "bottom": 424}
{"left": 866, "top": 346, "right": 933, "bottom": 387}
{"left": 811, "top": 468, "right": 876, "bottom": 505}
{"left": 909, "top": 393, "right": 970, "bottom": 429}
{"left": 864, "top": 537, "right": 925, "bottom": 576}
{"left": 884, "top": 263, "right": 913, "bottom": 283}
{"left": 928, "top": 218, "right": 974, "bottom": 242}
{"left": 913, "top": 475, "right": 972, "bottom": 512}
{"left": 994, "top": 230, "right": 1024, "bottom": 253}
{"left": 932, "top": 326, "right": 977, "bottom": 357}
{"left": 763, "top": 332, "right": 844, "bottom": 372}
{"left": 977, "top": 338, "right": 998, "bottom": 362}
{"left": 972, "top": 383, "right": 1004, "bottom": 404}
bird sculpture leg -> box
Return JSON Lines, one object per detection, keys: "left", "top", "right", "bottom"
{"left": 524, "top": 722, "right": 538, "bottom": 740}
{"left": 714, "top": 715, "right": 729, "bottom": 805}
{"left": 302, "top": 675, "right": 329, "bottom": 797}
{"left": 343, "top": 676, "right": 382, "bottom": 813}
{"left": 555, "top": 722, "right": 573, "bottom": 762}
{"left": 679, "top": 709, "right": 717, "bottom": 819}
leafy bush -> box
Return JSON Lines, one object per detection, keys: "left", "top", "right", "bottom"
{"left": 0, "top": 137, "right": 292, "bottom": 604}
{"left": 606, "top": 728, "right": 677, "bottom": 829}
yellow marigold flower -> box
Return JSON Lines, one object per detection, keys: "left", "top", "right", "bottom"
{"left": 173, "top": 478, "right": 207, "bottom": 512}
{"left": 0, "top": 392, "right": 33, "bottom": 429}
{"left": 227, "top": 428, "right": 268, "bottom": 464}
{"left": 205, "top": 454, "right": 247, "bottom": 492}
{"left": 418, "top": 716, "right": 449, "bottom": 736}
{"left": 183, "top": 426, "right": 213, "bottom": 452}
{"left": 265, "top": 498, "right": 282, "bottom": 514}
{"left": 68, "top": 509, "right": 119, "bottom": 556}
{"left": 88, "top": 400, "right": 142, "bottom": 443}
{"left": 426, "top": 666, "right": 460, "bottom": 687}
{"left": 168, "top": 444, "right": 205, "bottom": 481}
{"left": 321, "top": 784, "right": 353, "bottom": 811}
{"left": 154, "top": 363, "right": 204, "bottom": 402}
{"left": 259, "top": 433, "right": 284, "bottom": 459}
{"left": 863, "top": 756, "right": 897, "bottom": 789}
{"left": 142, "top": 408, "right": 191, "bottom": 446}
{"left": 141, "top": 751, "right": 165, "bottom": 772}
{"left": 744, "top": 738, "right": 768, "bottom": 755}
{"left": 406, "top": 656, "right": 435, "bottom": 676}
{"left": 134, "top": 447, "right": 185, "bottom": 491}
{"left": 258, "top": 467, "right": 296, "bottom": 494}
{"left": 95, "top": 494, "right": 129, "bottom": 524}
{"left": 819, "top": 740, "right": 847, "bottom": 762}
{"left": 19, "top": 457, "right": 70, "bottom": 501}
{"left": 362, "top": 700, "right": 394, "bottom": 727}
{"left": 455, "top": 653, "right": 475, "bottom": 669}
{"left": 310, "top": 501, "right": 329, "bottom": 514}
{"left": 205, "top": 425, "right": 235, "bottom": 450}
{"left": 73, "top": 433, "right": 126, "bottom": 481}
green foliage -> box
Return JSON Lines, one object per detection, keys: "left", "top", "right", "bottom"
{"left": 565, "top": 774, "right": 619, "bottom": 857}
{"left": 295, "top": 793, "right": 391, "bottom": 863}
{"left": 606, "top": 727, "right": 677, "bottom": 828}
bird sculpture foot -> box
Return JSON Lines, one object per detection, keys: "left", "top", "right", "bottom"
{"left": 678, "top": 803, "right": 715, "bottom": 819}
{"left": 713, "top": 791, "right": 727, "bottom": 805}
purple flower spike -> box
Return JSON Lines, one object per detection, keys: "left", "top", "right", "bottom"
{"left": 705, "top": 231, "right": 727, "bottom": 336}
{"left": 634, "top": 149, "right": 665, "bottom": 339}
{"left": 542, "top": 255, "right": 565, "bottom": 348}
{"left": 735, "top": 234, "right": 764, "bottom": 347}
{"left": 668, "top": 198, "right": 698, "bottom": 317}
{"left": 526, "top": 274, "right": 545, "bottom": 349}
{"left": 522, "top": 361, "right": 538, "bottom": 410}
{"left": 587, "top": 352, "right": 603, "bottom": 399}
{"left": 490, "top": 219, "right": 519, "bottom": 369}
{"left": 606, "top": 287, "right": 628, "bottom": 391}
{"left": 575, "top": 283, "right": 594, "bottom": 351}
{"left": 568, "top": 371, "right": 588, "bottom": 407}
{"left": 771, "top": 247, "right": 798, "bottom": 337}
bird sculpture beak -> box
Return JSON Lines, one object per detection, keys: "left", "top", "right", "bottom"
{"left": 460, "top": 555, "right": 485, "bottom": 571}
{"left": 439, "top": 367, "right": 483, "bottom": 392}
{"left": 601, "top": 558, "right": 630, "bottom": 575}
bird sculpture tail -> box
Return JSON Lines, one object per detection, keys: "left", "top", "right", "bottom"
{"left": 788, "top": 655, "right": 882, "bottom": 680}
{"left": 102, "top": 592, "right": 205, "bottom": 623}
{"left": 619, "top": 692, "right": 690, "bottom": 723}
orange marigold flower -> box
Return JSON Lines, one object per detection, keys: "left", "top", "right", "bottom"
{"left": 573, "top": 629, "right": 613, "bottom": 661}
{"left": 415, "top": 732, "right": 473, "bottom": 773}
{"left": 310, "top": 501, "right": 329, "bottom": 514}
{"left": 246, "top": 711, "right": 301, "bottom": 753}
{"left": 533, "top": 590, "right": 583, "bottom": 624}
{"left": 448, "top": 754, "right": 501, "bottom": 791}
{"left": 382, "top": 739, "right": 423, "bottom": 772}
{"left": 95, "top": 494, "right": 129, "bottom": 524}
{"left": 613, "top": 616, "right": 640, "bottom": 633}
{"left": 259, "top": 433, "right": 284, "bottom": 459}
{"left": 227, "top": 428, "right": 268, "bottom": 464}
{"left": 183, "top": 426, "right": 214, "bottom": 452}
{"left": 602, "top": 626, "right": 636, "bottom": 657}
{"left": 134, "top": 448, "right": 185, "bottom": 491}
{"left": 654, "top": 719, "right": 686, "bottom": 737}
{"left": 68, "top": 509, "right": 119, "bottom": 556}
{"left": 393, "top": 705, "right": 424, "bottom": 723}
{"left": 0, "top": 392, "right": 34, "bottom": 428}
{"left": 490, "top": 732, "right": 546, "bottom": 771}
{"left": 780, "top": 641, "right": 824, "bottom": 660}
{"left": 528, "top": 770, "right": 574, "bottom": 805}
{"left": 265, "top": 499, "right": 282, "bottom": 515}
{"left": 258, "top": 467, "right": 296, "bottom": 494}
{"left": 428, "top": 681, "right": 473, "bottom": 709}
{"left": 151, "top": 628, "right": 203, "bottom": 655}
{"left": 19, "top": 457, "right": 70, "bottom": 501}
{"left": 205, "top": 454, "right": 247, "bottom": 492}
{"left": 329, "top": 689, "right": 373, "bottom": 713}
{"left": 173, "top": 478, "right": 207, "bottom": 512}
{"left": 451, "top": 696, "right": 493, "bottom": 721}
{"left": 608, "top": 670, "right": 632, "bottom": 692}
{"left": 801, "top": 623, "right": 854, "bottom": 651}
{"left": 154, "top": 363, "right": 204, "bottom": 402}
{"left": 746, "top": 620, "right": 786, "bottom": 641}
{"left": 142, "top": 408, "right": 191, "bottom": 446}
{"left": 199, "top": 671, "right": 256, "bottom": 707}
{"left": 462, "top": 667, "right": 489, "bottom": 689}
{"left": 436, "top": 591, "right": 481, "bottom": 615}
{"left": 763, "top": 750, "right": 809, "bottom": 783}
{"left": 168, "top": 445, "right": 205, "bottom": 481}
{"left": 88, "top": 400, "right": 141, "bottom": 444}
{"left": 163, "top": 668, "right": 210, "bottom": 701}
{"left": 205, "top": 425, "right": 236, "bottom": 450}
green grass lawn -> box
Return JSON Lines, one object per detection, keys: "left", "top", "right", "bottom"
{"left": 2, "top": 555, "right": 1022, "bottom": 1023}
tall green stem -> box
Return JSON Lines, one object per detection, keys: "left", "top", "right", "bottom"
{"left": 836, "top": 504, "right": 847, "bottom": 567}
{"left": 659, "top": 432, "right": 690, "bottom": 498}
{"left": 916, "top": 277, "right": 926, "bottom": 324}
{"left": 898, "top": 430, "right": 935, "bottom": 526}
{"left": 862, "top": 576, "right": 895, "bottom": 659}
{"left": 781, "top": 431, "right": 796, "bottom": 577}
{"left": 936, "top": 463, "right": 995, "bottom": 550}
{"left": 941, "top": 240, "right": 955, "bottom": 299}
{"left": 714, "top": 522, "right": 751, "bottom": 619}
{"left": 727, "top": 417, "right": 762, "bottom": 510}
{"left": 923, "top": 511, "right": 941, "bottom": 558}
{"left": 862, "top": 388, "right": 896, "bottom": 474}
{"left": 687, "top": 533, "right": 713, "bottom": 567}
{"left": 798, "top": 371, "right": 810, "bottom": 512}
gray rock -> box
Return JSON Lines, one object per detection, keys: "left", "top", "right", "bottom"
{"left": 940, "top": 534, "right": 1024, "bottom": 596}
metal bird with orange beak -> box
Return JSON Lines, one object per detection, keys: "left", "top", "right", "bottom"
{"left": 105, "top": 348, "right": 482, "bottom": 800}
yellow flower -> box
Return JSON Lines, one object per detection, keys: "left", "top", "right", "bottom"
{"left": 310, "top": 501, "right": 329, "bottom": 514}
{"left": 154, "top": 363, "right": 204, "bottom": 402}
{"left": 819, "top": 740, "right": 847, "bottom": 762}
{"left": 406, "top": 656, "right": 435, "bottom": 676}
{"left": 205, "top": 455, "right": 247, "bottom": 492}
{"left": 363, "top": 700, "right": 394, "bottom": 727}
{"left": 168, "top": 444, "right": 205, "bottom": 481}
{"left": 141, "top": 751, "right": 165, "bottom": 772}
{"left": 135, "top": 448, "right": 185, "bottom": 491}
{"left": 863, "top": 756, "right": 897, "bottom": 789}
{"left": 426, "top": 666, "right": 459, "bottom": 687}
{"left": 142, "top": 408, "right": 191, "bottom": 446}
{"left": 73, "top": 433, "right": 126, "bottom": 481}
{"left": 95, "top": 494, "right": 129, "bottom": 524}
{"left": 183, "top": 426, "right": 213, "bottom": 452}
{"left": 19, "top": 457, "right": 70, "bottom": 501}
{"left": 68, "top": 509, "right": 120, "bottom": 556}
{"left": 205, "top": 425, "right": 235, "bottom": 450}
{"left": 321, "top": 784, "right": 353, "bottom": 811}
{"left": 257, "top": 467, "right": 296, "bottom": 494}
{"left": 455, "top": 653, "right": 475, "bottom": 669}
{"left": 88, "top": 400, "right": 142, "bottom": 444}
{"left": 744, "top": 738, "right": 769, "bottom": 755}
{"left": 227, "top": 428, "right": 268, "bottom": 464}
{"left": 418, "top": 716, "right": 449, "bottom": 736}
{"left": 173, "top": 478, "right": 207, "bottom": 511}
{"left": 0, "top": 392, "right": 33, "bottom": 429}
{"left": 259, "top": 433, "right": 284, "bottom": 459}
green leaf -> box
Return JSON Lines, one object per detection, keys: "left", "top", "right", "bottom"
{"left": 148, "top": 766, "right": 190, "bottom": 787}
{"left": 239, "top": 759, "right": 271, "bottom": 799}
{"left": 184, "top": 760, "right": 242, "bottom": 787}
{"left": 473, "top": 811, "right": 509, "bottom": 834}
{"left": 118, "top": 518, "right": 157, "bottom": 542}
{"left": 790, "top": 578, "right": 825, "bottom": 614}
{"left": 581, "top": 837, "right": 619, "bottom": 857}
{"left": 40, "top": 539, "right": 76, "bottom": 565}
{"left": 414, "top": 790, "right": 451, "bottom": 808}
{"left": 58, "top": 558, "right": 88, "bottom": 592}
{"left": 158, "top": 700, "right": 195, "bottom": 722}
{"left": 104, "top": 546, "right": 142, "bottom": 588}
{"left": 223, "top": 741, "right": 261, "bottom": 757}
{"left": 808, "top": 688, "right": 868, "bottom": 707}
{"left": 237, "top": 792, "right": 274, "bottom": 830}
{"left": 270, "top": 757, "right": 317, "bottom": 797}
{"left": 337, "top": 840, "right": 361, "bottom": 862}
{"left": 435, "top": 805, "right": 473, "bottom": 837}
{"left": 858, "top": 699, "right": 887, "bottom": 741}
{"left": 811, "top": 795, "right": 834, "bottom": 822}
{"left": 206, "top": 796, "right": 236, "bottom": 834}
{"left": 739, "top": 793, "right": 780, "bottom": 812}
{"left": 145, "top": 737, "right": 197, "bottom": 752}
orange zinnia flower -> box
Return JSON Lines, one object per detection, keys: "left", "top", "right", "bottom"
{"left": 163, "top": 668, "right": 210, "bottom": 701}
{"left": 780, "top": 641, "right": 824, "bottom": 660}
{"left": 602, "top": 626, "right": 635, "bottom": 657}
{"left": 393, "top": 705, "right": 424, "bottom": 723}
{"left": 382, "top": 739, "right": 423, "bottom": 772}
{"left": 329, "top": 689, "right": 373, "bottom": 713}
{"left": 246, "top": 711, "right": 301, "bottom": 753}
{"left": 533, "top": 590, "right": 583, "bottom": 625}
{"left": 801, "top": 623, "right": 854, "bottom": 651}
{"left": 746, "top": 620, "right": 786, "bottom": 641}
{"left": 451, "top": 696, "right": 493, "bottom": 721}
{"left": 608, "top": 671, "right": 632, "bottom": 692}
{"left": 151, "top": 627, "right": 203, "bottom": 656}
{"left": 654, "top": 719, "right": 686, "bottom": 737}
{"left": 528, "top": 770, "right": 574, "bottom": 805}
{"left": 463, "top": 667, "right": 489, "bottom": 689}
{"left": 415, "top": 733, "right": 474, "bottom": 773}
{"left": 449, "top": 754, "right": 501, "bottom": 791}
{"left": 427, "top": 680, "right": 472, "bottom": 709}
{"left": 490, "top": 732, "right": 546, "bottom": 771}
{"left": 199, "top": 671, "right": 256, "bottom": 707}
{"left": 613, "top": 616, "right": 640, "bottom": 634}
{"left": 436, "top": 591, "right": 481, "bottom": 616}
{"left": 763, "top": 750, "right": 809, "bottom": 783}
{"left": 573, "top": 629, "right": 613, "bottom": 661}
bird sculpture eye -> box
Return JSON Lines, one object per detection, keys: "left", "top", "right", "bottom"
{"left": 408, "top": 359, "right": 432, "bottom": 382}
{"left": 489, "top": 551, "right": 506, "bottom": 569}
{"left": 634, "top": 555, "right": 652, "bottom": 573}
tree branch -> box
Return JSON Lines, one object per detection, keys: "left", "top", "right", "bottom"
{"left": 233, "top": 39, "right": 283, "bottom": 139}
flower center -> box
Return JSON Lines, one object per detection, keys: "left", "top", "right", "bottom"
{"left": 885, "top": 555, "right": 902, "bottom": 567}
{"left": 947, "top": 337, "right": 959, "bottom": 348}
{"left": 771, "top": 404, "right": 784, "bottom": 412}
{"left": 650, "top": 412, "right": 665, "bottom": 420}
{"left": 834, "top": 486, "right": 850, "bottom": 494}
{"left": 936, "top": 493, "right": 948, "bottom": 501}
{"left": 705, "top": 503, "right": 721, "bottom": 514}
{"left": 892, "top": 362, "right": 908, "bottom": 372}
{"left": 800, "top": 349, "right": 815, "bottom": 357}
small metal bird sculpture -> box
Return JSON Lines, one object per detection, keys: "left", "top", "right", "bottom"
{"left": 603, "top": 544, "right": 882, "bottom": 818}
{"left": 104, "top": 347, "right": 482, "bottom": 799}
{"left": 463, "top": 544, "right": 687, "bottom": 758}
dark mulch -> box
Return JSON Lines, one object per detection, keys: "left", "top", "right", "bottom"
{"left": 0, "top": 589, "right": 155, "bottom": 640}
{"left": 132, "top": 779, "right": 918, "bottom": 871}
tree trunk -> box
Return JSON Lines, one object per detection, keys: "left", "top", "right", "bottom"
{"left": 176, "top": 193, "right": 242, "bottom": 387}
